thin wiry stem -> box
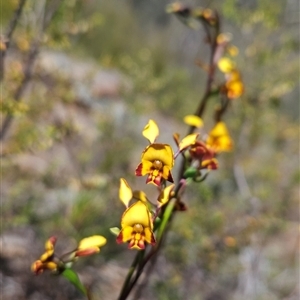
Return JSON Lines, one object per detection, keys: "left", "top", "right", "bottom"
{"left": 118, "top": 12, "right": 222, "bottom": 300}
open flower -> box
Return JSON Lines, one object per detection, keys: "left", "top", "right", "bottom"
{"left": 206, "top": 122, "right": 233, "bottom": 152}
{"left": 116, "top": 178, "right": 155, "bottom": 250}
{"left": 136, "top": 120, "right": 174, "bottom": 186}
{"left": 117, "top": 200, "right": 156, "bottom": 250}
{"left": 135, "top": 143, "right": 174, "bottom": 186}
{"left": 31, "top": 236, "right": 59, "bottom": 275}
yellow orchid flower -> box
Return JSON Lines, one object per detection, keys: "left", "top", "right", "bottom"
{"left": 206, "top": 122, "right": 233, "bottom": 152}
{"left": 225, "top": 70, "right": 244, "bottom": 99}
{"left": 135, "top": 143, "right": 174, "bottom": 186}
{"left": 75, "top": 235, "right": 107, "bottom": 257}
{"left": 116, "top": 201, "right": 156, "bottom": 250}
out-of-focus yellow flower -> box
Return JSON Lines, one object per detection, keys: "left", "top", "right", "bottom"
{"left": 183, "top": 115, "right": 204, "bottom": 128}
{"left": 202, "top": 8, "right": 216, "bottom": 24}
{"left": 117, "top": 201, "right": 155, "bottom": 250}
{"left": 227, "top": 45, "right": 239, "bottom": 56}
{"left": 218, "top": 57, "right": 236, "bottom": 73}
{"left": 75, "top": 235, "right": 107, "bottom": 257}
{"left": 31, "top": 236, "right": 58, "bottom": 275}
{"left": 136, "top": 143, "right": 174, "bottom": 186}
{"left": 217, "top": 33, "right": 232, "bottom": 45}
{"left": 224, "top": 70, "right": 244, "bottom": 99}
{"left": 206, "top": 122, "right": 233, "bottom": 152}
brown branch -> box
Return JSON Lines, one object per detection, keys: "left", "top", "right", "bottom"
{"left": 0, "top": 0, "right": 63, "bottom": 141}
{"left": 0, "top": 0, "right": 28, "bottom": 82}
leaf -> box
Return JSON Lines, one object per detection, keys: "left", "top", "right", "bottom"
{"left": 110, "top": 227, "right": 121, "bottom": 236}
{"left": 62, "top": 269, "right": 87, "bottom": 296}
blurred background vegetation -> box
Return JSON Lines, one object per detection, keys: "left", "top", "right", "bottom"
{"left": 1, "top": 0, "right": 299, "bottom": 299}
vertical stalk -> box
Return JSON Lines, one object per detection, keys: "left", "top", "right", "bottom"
{"left": 117, "top": 9, "right": 222, "bottom": 300}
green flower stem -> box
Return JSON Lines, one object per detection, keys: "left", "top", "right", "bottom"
{"left": 156, "top": 198, "right": 176, "bottom": 242}
{"left": 118, "top": 250, "right": 145, "bottom": 300}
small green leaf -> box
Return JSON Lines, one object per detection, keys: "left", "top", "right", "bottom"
{"left": 110, "top": 227, "right": 120, "bottom": 236}
{"left": 62, "top": 269, "right": 87, "bottom": 296}
{"left": 156, "top": 199, "right": 176, "bottom": 241}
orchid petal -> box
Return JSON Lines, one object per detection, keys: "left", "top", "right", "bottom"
{"left": 121, "top": 201, "right": 152, "bottom": 229}
{"left": 77, "top": 235, "right": 107, "bottom": 251}
{"left": 119, "top": 178, "right": 133, "bottom": 207}
{"left": 142, "top": 119, "right": 159, "bottom": 143}
{"left": 133, "top": 190, "right": 149, "bottom": 202}
{"left": 157, "top": 184, "right": 175, "bottom": 208}
{"left": 178, "top": 133, "right": 199, "bottom": 152}
{"left": 141, "top": 144, "right": 174, "bottom": 169}
{"left": 183, "top": 115, "right": 203, "bottom": 128}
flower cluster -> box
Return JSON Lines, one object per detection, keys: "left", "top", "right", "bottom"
{"left": 113, "top": 119, "right": 198, "bottom": 249}
{"left": 31, "top": 235, "right": 107, "bottom": 275}
{"left": 216, "top": 33, "right": 244, "bottom": 99}
{"left": 178, "top": 116, "right": 233, "bottom": 181}
{"left": 167, "top": 4, "right": 244, "bottom": 100}
{"left": 113, "top": 118, "right": 233, "bottom": 250}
